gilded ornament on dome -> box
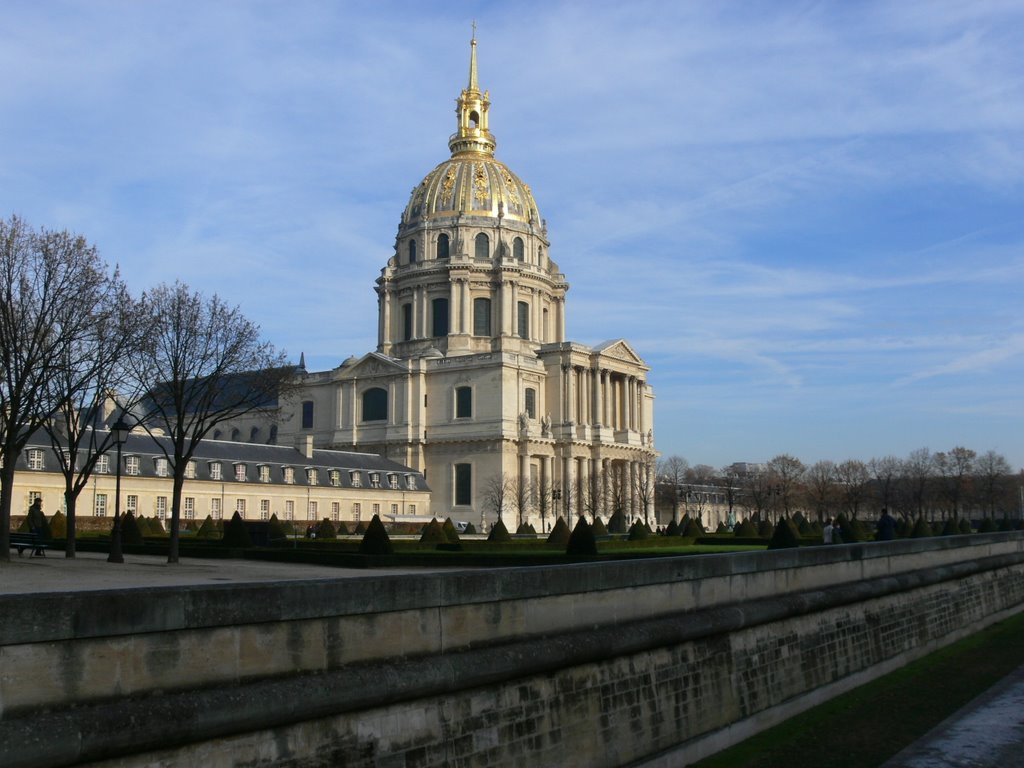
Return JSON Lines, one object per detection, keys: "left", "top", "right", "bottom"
{"left": 472, "top": 164, "right": 489, "bottom": 206}
{"left": 440, "top": 165, "right": 457, "bottom": 205}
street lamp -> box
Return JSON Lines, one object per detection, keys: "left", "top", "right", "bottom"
{"left": 106, "top": 416, "right": 132, "bottom": 564}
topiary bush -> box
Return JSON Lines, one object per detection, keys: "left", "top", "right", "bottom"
{"left": 318, "top": 518, "right": 337, "bottom": 540}
{"left": 757, "top": 519, "right": 774, "bottom": 538}
{"left": 463, "top": 522, "right": 477, "bottom": 535}
{"left": 682, "top": 517, "right": 704, "bottom": 538}
{"left": 335, "top": 520, "right": 351, "bottom": 536}
{"left": 607, "top": 510, "right": 628, "bottom": 534}
{"left": 420, "top": 519, "right": 448, "bottom": 544}
{"left": 121, "top": 512, "right": 144, "bottom": 546}
{"left": 940, "top": 517, "right": 960, "bottom": 536}
{"left": 566, "top": 516, "right": 597, "bottom": 556}
{"left": 978, "top": 517, "right": 997, "bottom": 533}
{"left": 592, "top": 517, "right": 608, "bottom": 537}
{"left": 998, "top": 516, "right": 1014, "bottom": 532}
{"left": 547, "top": 516, "right": 570, "bottom": 546}
{"left": 835, "top": 514, "right": 861, "bottom": 543}
{"left": 959, "top": 518, "right": 973, "bottom": 534}
{"left": 767, "top": 517, "right": 800, "bottom": 549}
{"left": 442, "top": 517, "right": 461, "bottom": 544}
{"left": 515, "top": 522, "right": 535, "bottom": 536}
{"left": 222, "top": 511, "right": 252, "bottom": 548}
{"left": 49, "top": 510, "right": 67, "bottom": 539}
{"left": 910, "top": 517, "right": 934, "bottom": 538}
{"left": 665, "top": 519, "right": 680, "bottom": 536}
{"left": 268, "top": 514, "right": 288, "bottom": 542}
{"left": 627, "top": 519, "right": 649, "bottom": 540}
{"left": 487, "top": 518, "right": 512, "bottom": 542}
{"left": 715, "top": 521, "right": 731, "bottom": 534}
{"left": 195, "top": 515, "right": 219, "bottom": 540}
{"left": 354, "top": 520, "right": 368, "bottom": 535}
{"left": 797, "top": 517, "right": 814, "bottom": 537}
{"left": 735, "top": 519, "right": 759, "bottom": 537}
{"left": 359, "top": 514, "right": 393, "bottom": 555}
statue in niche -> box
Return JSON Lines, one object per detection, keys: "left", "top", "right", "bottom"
{"left": 541, "top": 413, "right": 552, "bottom": 437}
{"left": 518, "top": 412, "right": 529, "bottom": 435}
{"left": 646, "top": 428, "right": 653, "bottom": 447}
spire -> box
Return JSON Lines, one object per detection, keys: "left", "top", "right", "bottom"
{"left": 449, "top": 28, "right": 496, "bottom": 157}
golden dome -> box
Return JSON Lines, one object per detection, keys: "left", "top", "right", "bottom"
{"left": 401, "top": 33, "right": 541, "bottom": 228}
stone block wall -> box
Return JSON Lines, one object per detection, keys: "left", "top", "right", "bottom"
{"left": 2, "top": 534, "right": 1024, "bottom": 767}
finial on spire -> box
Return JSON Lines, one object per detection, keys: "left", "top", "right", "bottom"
{"left": 449, "top": 25, "right": 496, "bottom": 157}
{"left": 468, "top": 22, "right": 479, "bottom": 92}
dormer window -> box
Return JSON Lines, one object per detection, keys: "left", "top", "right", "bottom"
{"left": 406, "top": 474, "right": 417, "bottom": 490}
{"left": 185, "top": 460, "right": 197, "bottom": 479}
{"left": 283, "top": 466, "right": 295, "bottom": 484}
{"left": 306, "top": 468, "right": 318, "bottom": 486}
{"left": 258, "top": 464, "right": 271, "bottom": 483}
{"left": 234, "top": 463, "right": 247, "bottom": 482}
{"left": 124, "top": 455, "right": 140, "bottom": 476}
{"left": 209, "top": 462, "right": 223, "bottom": 481}
{"left": 369, "top": 472, "right": 381, "bottom": 488}
{"left": 388, "top": 474, "right": 399, "bottom": 490}
{"left": 27, "top": 449, "right": 44, "bottom": 470}
{"left": 330, "top": 469, "right": 341, "bottom": 487}
{"left": 155, "top": 457, "right": 169, "bottom": 477}
{"left": 96, "top": 455, "right": 110, "bottom": 474}
{"left": 350, "top": 470, "right": 362, "bottom": 488}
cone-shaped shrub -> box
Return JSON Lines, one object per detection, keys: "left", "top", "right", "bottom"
{"left": 798, "top": 518, "right": 814, "bottom": 537}
{"left": 682, "top": 518, "right": 704, "bottom": 538}
{"left": 150, "top": 516, "right": 167, "bottom": 535}
{"left": 998, "top": 516, "right": 1014, "bottom": 532}
{"left": 757, "top": 519, "right": 774, "bottom": 538}
{"left": 515, "top": 522, "right": 535, "bottom": 536}
{"left": 607, "top": 510, "right": 628, "bottom": 534}
{"left": 49, "top": 510, "right": 67, "bottom": 539}
{"left": 792, "top": 511, "right": 806, "bottom": 528}
{"left": 318, "top": 518, "right": 337, "bottom": 540}
{"left": 196, "top": 515, "right": 219, "bottom": 540}
{"left": 566, "top": 516, "right": 597, "bottom": 556}
{"left": 268, "top": 514, "right": 288, "bottom": 542}
{"left": 487, "top": 518, "right": 512, "bottom": 542}
{"left": 715, "top": 521, "right": 730, "bottom": 534}
{"left": 359, "top": 514, "right": 392, "bottom": 555}
{"left": 336, "top": 520, "right": 351, "bottom": 536}
{"left": 354, "top": 520, "right": 368, "bottom": 535}
{"left": 959, "top": 518, "right": 973, "bottom": 534}
{"left": 910, "top": 517, "right": 934, "bottom": 538}
{"left": 735, "top": 519, "right": 759, "bottom": 537}
{"left": 627, "top": 519, "right": 649, "bottom": 540}
{"left": 810, "top": 521, "right": 823, "bottom": 537}
{"left": 940, "top": 517, "right": 960, "bottom": 536}
{"left": 665, "top": 519, "right": 680, "bottom": 536}
{"left": 222, "top": 511, "right": 252, "bottom": 548}
{"left": 767, "top": 517, "right": 801, "bottom": 549}
{"left": 121, "top": 512, "right": 144, "bottom": 546}
{"left": 547, "top": 516, "right": 570, "bottom": 546}
{"left": 442, "top": 518, "right": 461, "bottom": 544}
{"left": 463, "top": 522, "right": 477, "bottom": 535}
{"left": 420, "top": 519, "right": 448, "bottom": 544}
{"left": 592, "top": 517, "right": 608, "bottom": 537}
{"left": 978, "top": 517, "right": 997, "bottom": 533}
{"left": 835, "top": 514, "right": 860, "bottom": 543}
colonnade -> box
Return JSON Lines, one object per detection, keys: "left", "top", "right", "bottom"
{"left": 561, "top": 365, "right": 646, "bottom": 432}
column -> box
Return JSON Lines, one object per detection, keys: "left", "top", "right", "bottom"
{"left": 417, "top": 286, "right": 428, "bottom": 339}
{"left": 601, "top": 458, "right": 610, "bottom": 518}
{"left": 592, "top": 369, "right": 601, "bottom": 427}
{"left": 563, "top": 456, "right": 574, "bottom": 519}
{"left": 510, "top": 282, "right": 519, "bottom": 337}
{"left": 501, "top": 280, "right": 512, "bottom": 336}
{"left": 449, "top": 281, "right": 459, "bottom": 336}
{"left": 629, "top": 461, "right": 638, "bottom": 519}
{"left": 637, "top": 381, "right": 645, "bottom": 434}
{"left": 600, "top": 370, "right": 609, "bottom": 427}
{"left": 557, "top": 297, "right": 566, "bottom": 341}
{"left": 461, "top": 280, "right": 471, "bottom": 335}
{"left": 565, "top": 364, "right": 575, "bottom": 424}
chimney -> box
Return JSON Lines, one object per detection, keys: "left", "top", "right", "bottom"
{"left": 297, "top": 434, "right": 314, "bottom": 459}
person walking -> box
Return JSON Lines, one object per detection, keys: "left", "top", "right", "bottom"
{"left": 876, "top": 507, "right": 897, "bottom": 541}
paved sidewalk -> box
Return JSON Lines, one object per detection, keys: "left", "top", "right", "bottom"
{"left": 882, "top": 663, "right": 1024, "bottom": 768}
{"left": 0, "top": 549, "right": 438, "bottom": 594}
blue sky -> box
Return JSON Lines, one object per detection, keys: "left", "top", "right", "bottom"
{"left": 2, "top": 1, "right": 1022, "bottom": 472}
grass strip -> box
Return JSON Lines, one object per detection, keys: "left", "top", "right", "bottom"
{"left": 692, "top": 609, "right": 1024, "bottom": 768}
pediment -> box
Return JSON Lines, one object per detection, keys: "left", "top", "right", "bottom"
{"left": 593, "top": 339, "right": 646, "bottom": 367}
{"left": 339, "top": 352, "right": 409, "bottom": 379}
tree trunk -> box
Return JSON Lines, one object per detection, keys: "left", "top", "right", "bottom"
{"left": 0, "top": 463, "right": 15, "bottom": 562}
{"left": 168, "top": 470, "right": 185, "bottom": 563}
{"left": 64, "top": 487, "right": 77, "bottom": 558}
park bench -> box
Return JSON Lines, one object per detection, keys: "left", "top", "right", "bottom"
{"left": 10, "top": 532, "right": 49, "bottom": 557}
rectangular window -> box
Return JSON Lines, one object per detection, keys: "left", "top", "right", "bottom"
{"left": 455, "top": 386, "right": 472, "bottom": 418}
{"left": 209, "top": 462, "right": 222, "bottom": 481}
{"left": 125, "top": 455, "right": 140, "bottom": 476}
{"left": 350, "top": 470, "right": 362, "bottom": 488}
{"left": 308, "top": 500, "right": 317, "bottom": 520}
{"left": 389, "top": 474, "right": 399, "bottom": 489}
{"left": 155, "top": 457, "right": 169, "bottom": 477}
{"left": 235, "top": 463, "right": 247, "bottom": 482}
{"left": 185, "top": 460, "right": 197, "bottom": 479}
{"left": 331, "top": 501, "right": 340, "bottom": 521}
{"left": 352, "top": 502, "right": 361, "bottom": 521}
{"left": 473, "top": 297, "right": 491, "bottom": 336}
{"left": 183, "top": 497, "right": 195, "bottom": 519}
{"left": 96, "top": 455, "right": 110, "bottom": 474}
{"left": 525, "top": 387, "right": 536, "bottom": 419}
{"left": 369, "top": 472, "right": 380, "bottom": 488}
{"left": 517, "top": 301, "right": 529, "bottom": 339}
{"left": 285, "top": 500, "right": 294, "bottom": 520}
{"left": 283, "top": 467, "right": 295, "bottom": 484}
{"left": 432, "top": 297, "right": 449, "bottom": 337}
{"left": 94, "top": 493, "right": 107, "bottom": 517}
{"left": 330, "top": 470, "right": 341, "bottom": 487}
{"left": 409, "top": 504, "right": 416, "bottom": 515}
{"left": 126, "top": 495, "right": 138, "bottom": 514}
{"left": 259, "top": 465, "right": 271, "bottom": 483}
{"left": 307, "top": 468, "right": 318, "bottom": 485}
{"left": 260, "top": 499, "right": 270, "bottom": 520}
{"left": 156, "top": 496, "right": 167, "bottom": 519}
{"left": 372, "top": 503, "right": 380, "bottom": 516}
{"left": 402, "top": 303, "right": 413, "bottom": 341}
{"left": 406, "top": 474, "right": 417, "bottom": 490}
{"left": 236, "top": 498, "right": 246, "bottom": 516}
{"left": 455, "top": 463, "right": 471, "bottom": 506}
{"left": 391, "top": 503, "right": 398, "bottom": 516}
{"left": 302, "top": 400, "right": 314, "bottom": 429}
{"left": 211, "top": 497, "right": 222, "bottom": 519}
{"left": 27, "top": 449, "right": 44, "bottom": 470}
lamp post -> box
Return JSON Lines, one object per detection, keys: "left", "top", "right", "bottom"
{"left": 106, "top": 416, "right": 131, "bottom": 564}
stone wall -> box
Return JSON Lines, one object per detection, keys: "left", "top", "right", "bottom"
{"left": 3, "top": 534, "right": 1024, "bottom": 767}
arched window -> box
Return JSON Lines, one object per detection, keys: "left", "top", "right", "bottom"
{"left": 231, "top": 428, "right": 241, "bottom": 441}
{"left": 362, "top": 387, "right": 388, "bottom": 422}
{"left": 432, "top": 298, "right": 449, "bottom": 337}
{"left": 513, "top": 237, "right": 524, "bottom": 261}
{"left": 437, "top": 233, "right": 450, "bottom": 260}
{"left": 475, "top": 232, "right": 489, "bottom": 260}
{"left": 408, "top": 240, "right": 417, "bottom": 264}
{"left": 473, "top": 297, "right": 492, "bottom": 336}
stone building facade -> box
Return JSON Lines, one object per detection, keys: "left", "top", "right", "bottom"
{"left": 276, "top": 36, "right": 656, "bottom": 528}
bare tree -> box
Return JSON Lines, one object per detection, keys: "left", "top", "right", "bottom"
{"left": 508, "top": 472, "right": 532, "bottom": 530}
{"left": 804, "top": 460, "right": 838, "bottom": 523}
{"left": 0, "top": 217, "right": 118, "bottom": 560}
{"left": 869, "top": 455, "right": 902, "bottom": 515}
{"left": 581, "top": 469, "right": 605, "bottom": 523}
{"left": 901, "top": 448, "right": 934, "bottom": 521}
{"left": 43, "top": 276, "right": 150, "bottom": 557}
{"left": 657, "top": 455, "right": 688, "bottom": 523}
{"left": 933, "top": 446, "right": 977, "bottom": 519}
{"left": 129, "top": 282, "right": 293, "bottom": 563}
{"left": 836, "top": 459, "right": 871, "bottom": 519}
{"left": 718, "top": 464, "right": 743, "bottom": 526}
{"left": 483, "top": 473, "right": 512, "bottom": 526}
{"left": 767, "top": 454, "right": 805, "bottom": 517}
{"left": 533, "top": 475, "right": 552, "bottom": 533}
{"left": 633, "top": 456, "right": 657, "bottom": 526}
{"left": 975, "top": 450, "right": 1012, "bottom": 519}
